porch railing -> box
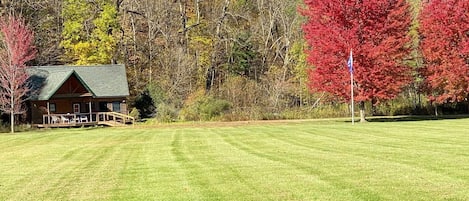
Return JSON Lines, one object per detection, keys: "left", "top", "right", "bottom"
{"left": 43, "top": 113, "right": 79, "bottom": 125}
{"left": 43, "top": 112, "right": 134, "bottom": 126}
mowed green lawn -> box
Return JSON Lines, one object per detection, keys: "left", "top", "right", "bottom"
{"left": 1, "top": 118, "right": 469, "bottom": 201}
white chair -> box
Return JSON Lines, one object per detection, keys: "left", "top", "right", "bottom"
{"left": 60, "top": 116, "right": 70, "bottom": 124}
{"left": 51, "top": 116, "right": 60, "bottom": 124}
{"left": 79, "top": 115, "right": 88, "bottom": 123}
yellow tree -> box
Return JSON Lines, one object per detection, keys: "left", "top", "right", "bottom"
{"left": 61, "top": 0, "right": 119, "bottom": 64}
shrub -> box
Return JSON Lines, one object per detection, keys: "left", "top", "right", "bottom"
{"left": 0, "top": 123, "right": 34, "bottom": 133}
{"left": 281, "top": 104, "right": 350, "bottom": 119}
{"left": 198, "top": 97, "right": 231, "bottom": 121}
{"left": 129, "top": 107, "right": 140, "bottom": 120}
{"left": 156, "top": 103, "right": 178, "bottom": 123}
{"left": 134, "top": 83, "right": 168, "bottom": 118}
{"left": 373, "top": 96, "right": 431, "bottom": 116}
{"left": 180, "top": 91, "right": 232, "bottom": 121}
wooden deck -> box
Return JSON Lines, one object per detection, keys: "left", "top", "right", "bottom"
{"left": 37, "top": 112, "right": 134, "bottom": 128}
{"left": 35, "top": 122, "right": 99, "bottom": 128}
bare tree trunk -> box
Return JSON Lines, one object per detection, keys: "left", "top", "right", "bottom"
{"left": 208, "top": 0, "right": 229, "bottom": 90}
{"left": 147, "top": 17, "right": 153, "bottom": 84}
{"left": 130, "top": 14, "right": 139, "bottom": 91}
{"left": 10, "top": 91, "right": 14, "bottom": 133}
{"left": 142, "top": 0, "right": 156, "bottom": 84}
{"left": 359, "top": 101, "right": 367, "bottom": 123}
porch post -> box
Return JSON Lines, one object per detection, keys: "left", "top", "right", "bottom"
{"left": 46, "top": 101, "right": 50, "bottom": 124}
{"left": 89, "top": 101, "right": 92, "bottom": 122}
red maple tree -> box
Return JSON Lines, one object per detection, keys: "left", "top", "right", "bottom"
{"left": 301, "top": 0, "right": 412, "bottom": 121}
{"left": 419, "top": 0, "right": 469, "bottom": 106}
{"left": 0, "top": 15, "right": 36, "bottom": 133}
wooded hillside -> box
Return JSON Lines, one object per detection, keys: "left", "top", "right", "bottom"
{"left": 4, "top": 0, "right": 462, "bottom": 121}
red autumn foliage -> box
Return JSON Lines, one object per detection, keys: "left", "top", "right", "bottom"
{"left": 301, "top": 0, "right": 412, "bottom": 104}
{"left": 419, "top": 0, "right": 469, "bottom": 104}
{"left": 0, "top": 15, "right": 36, "bottom": 132}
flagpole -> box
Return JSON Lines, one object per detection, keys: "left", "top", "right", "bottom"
{"left": 351, "top": 67, "right": 355, "bottom": 125}
{"left": 349, "top": 49, "right": 355, "bottom": 125}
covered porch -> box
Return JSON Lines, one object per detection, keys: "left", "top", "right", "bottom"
{"left": 31, "top": 97, "right": 132, "bottom": 127}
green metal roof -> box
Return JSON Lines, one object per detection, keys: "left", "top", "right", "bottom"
{"left": 28, "top": 64, "right": 130, "bottom": 101}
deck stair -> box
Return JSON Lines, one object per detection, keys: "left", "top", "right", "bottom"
{"left": 97, "top": 112, "right": 135, "bottom": 126}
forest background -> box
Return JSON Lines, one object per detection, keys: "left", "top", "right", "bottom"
{"left": 1, "top": 0, "right": 462, "bottom": 122}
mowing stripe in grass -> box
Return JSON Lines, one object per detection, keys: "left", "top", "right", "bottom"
{"left": 21, "top": 129, "right": 130, "bottom": 200}
{"left": 212, "top": 127, "right": 362, "bottom": 200}
{"left": 217, "top": 127, "right": 387, "bottom": 200}
{"left": 171, "top": 128, "right": 264, "bottom": 200}
{"left": 112, "top": 129, "right": 190, "bottom": 200}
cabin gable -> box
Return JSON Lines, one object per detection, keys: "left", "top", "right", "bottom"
{"left": 52, "top": 73, "right": 93, "bottom": 98}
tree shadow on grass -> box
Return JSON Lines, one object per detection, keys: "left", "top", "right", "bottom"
{"left": 364, "top": 114, "right": 469, "bottom": 122}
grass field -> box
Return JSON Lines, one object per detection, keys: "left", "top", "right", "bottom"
{"left": 1, "top": 118, "right": 469, "bottom": 200}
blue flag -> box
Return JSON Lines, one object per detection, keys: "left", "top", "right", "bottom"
{"left": 347, "top": 50, "right": 353, "bottom": 73}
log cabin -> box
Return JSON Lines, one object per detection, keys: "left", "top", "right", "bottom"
{"left": 27, "top": 64, "right": 134, "bottom": 127}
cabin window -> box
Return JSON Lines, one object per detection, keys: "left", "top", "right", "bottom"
{"left": 73, "top": 103, "right": 80, "bottom": 113}
{"left": 49, "top": 103, "right": 56, "bottom": 112}
{"left": 99, "top": 102, "right": 108, "bottom": 112}
{"left": 112, "top": 102, "right": 121, "bottom": 112}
